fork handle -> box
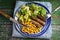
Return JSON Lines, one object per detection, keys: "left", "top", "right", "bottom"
{"left": 0, "top": 10, "right": 11, "bottom": 19}
{"left": 0, "top": 10, "right": 19, "bottom": 24}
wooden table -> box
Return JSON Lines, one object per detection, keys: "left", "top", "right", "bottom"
{"left": 0, "top": 0, "right": 60, "bottom": 40}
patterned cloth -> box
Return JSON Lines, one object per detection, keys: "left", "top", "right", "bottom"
{"left": 12, "top": 1, "right": 52, "bottom": 39}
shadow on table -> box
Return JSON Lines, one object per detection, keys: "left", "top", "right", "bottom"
{"left": 9, "top": 37, "right": 50, "bottom": 40}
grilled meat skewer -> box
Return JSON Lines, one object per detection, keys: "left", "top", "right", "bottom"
{"left": 37, "top": 14, "right": 46, "bottom": 22}
{"left": 31, "top": 16, "right": 45, "bottom": 26}
{"left": 31, "top": 19, "right": 42, "bottom": 28}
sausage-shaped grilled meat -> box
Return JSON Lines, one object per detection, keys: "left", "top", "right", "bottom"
{"left": 31, "top": 16, "right": 45, "bottom": 26}
{"left": 37, "top": 14, "right": 46, "bottom": 22}
{"left": 31, "top": 19, "right": 42, "bottom": 28}
{"left": 18, "top": 19, "right": 41, "bottom": 28}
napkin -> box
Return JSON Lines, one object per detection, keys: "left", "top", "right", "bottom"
{"left": 12, "top": 1, "right": 52, "bottom": 39}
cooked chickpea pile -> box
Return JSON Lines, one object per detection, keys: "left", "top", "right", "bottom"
{"left": 21, "top": 21, "right": 42, "bottom": 34}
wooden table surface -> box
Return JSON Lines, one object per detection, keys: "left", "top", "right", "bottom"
{"left": 0, "top": 0, "right": 60, "bottom": 40}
